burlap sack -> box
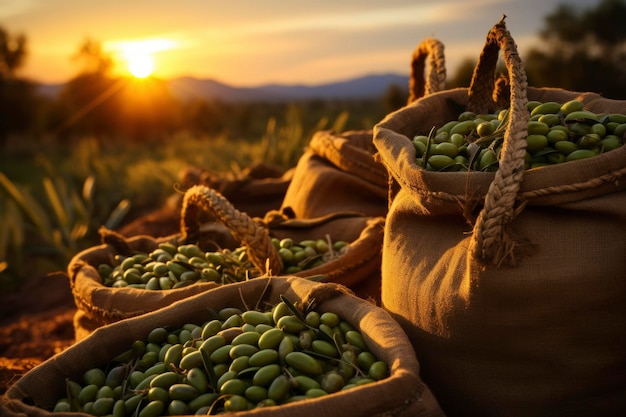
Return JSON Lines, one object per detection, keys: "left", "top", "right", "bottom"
{"left": 280, "top": 129, "right": 389, "bottom": 218}
{"left": 259, "top": 209, "right": 384, "bottom": 303}
{"left": 68, "top": 231, "right": 224, "bottom": 342}
{"left": 70, "top": 185, "right": 384, "bottom": 340}
{"left": 373, "top": 19, "right": 626, "bottom": 417}
{"left": 182, "top": 186, "right": 385, "bottom": 303}
{"left": 280, "top": 38, "right": 446, "bottom": 219}
{"left": 2, "top": 277, "right": 445, "bottom": 417}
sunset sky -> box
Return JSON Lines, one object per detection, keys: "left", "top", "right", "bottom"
{"left": 2, "top": 0, "right": 602, "bottom": 86}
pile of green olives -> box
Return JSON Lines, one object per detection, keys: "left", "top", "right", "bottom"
{"left": 413, "top": 99, "right": 625, "bottom": 171}
{"left": 51, "top": 298, "right": 388, "bottom": 415}
{"left": 98, "top": 237, "right": 348, "bottom": 290}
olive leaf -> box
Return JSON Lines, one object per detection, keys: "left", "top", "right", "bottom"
{"left": 279, "top": 294, "right": 307, "bottom": 324}
{"left": 466, "top": 142, "right": 482, "bottom": 170}
{"left": 205, "top": 308, "right": 220, "bottom": 322}
{"left": 65, "top": 379, "right": 82, "bottom": 412}
{"left": 420, "top": 126, "right": 436, "bottom": 169}
{"left": 200, "top": 348, "right": 219, "bottom": 393}
{"left": 235, "top": 366, "right": 261, "bottom": 379}
{"left": 305, "top": 274, "right": 326, "bottom": 282}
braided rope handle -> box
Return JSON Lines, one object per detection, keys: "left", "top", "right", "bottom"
{"left": 467, "top": 17, "right": 530, "bottom": 266}
{"left": 179, "top": 185, "right": 283, "bottom": 274}
{"left": 408, "top": 37, "right": 447, "bottom": 104}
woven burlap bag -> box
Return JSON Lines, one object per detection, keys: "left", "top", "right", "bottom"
{"left": 259, "top": 209, "right": 385, "bottom": 303}
{"left": 373, "top": 18, "right": 626, "bottom": 417}
{"left": 2, "top": 277, "right": 445, "bottom": 417}
{"left": 70, "top": 185, "right": 385, "bottom": 340}
{"left": 182, "top": 186, "right": 385, "bottom": 303}
{"left": 280, "top": 38, "right": 446, "bottom": 219}
{"left": 68, "top": 231, "right": 222, "bottom": 342}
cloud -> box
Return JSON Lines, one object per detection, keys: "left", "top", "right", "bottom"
{"left": 0, "top": 0, "right": 40, "bottom": 20}
{"left": 205, "top": 0, "right": 507, "bottom": 37}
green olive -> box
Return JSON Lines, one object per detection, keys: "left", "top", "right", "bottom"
{"left": 427, "top": 154, "right": 456, "bottom": 171}
{"left": 560, "top": 99, "right": 584, "bottom": 115}
{"left": 531, "top": 101, "right": 561, "bottom": 117}
{"left": 527, "top": 121, "right": 550, "bottom": 136}
{"left": 547, "top": 129, "right": 569, "bottom": 144}
{"left": 433, "top": 142, "right": 458, "bottom": 158}
{"left": 566, "top": 149, "right": 597, "bottom": 161}
{"left": 478, "top": 149, "right": 498, "bottom": 171}
{"left": 368, "top": 361, "right": 389, "bottom": 381}
{"left": 538, "top": 114, "right": 561, "bottom": 127}
{"left": 526, "top": 134, "right": 549, "bottom": 152}
{"left": 450, "top": 120, "right": 476, "bottom": 136}
{"left": 476, "top": 121, "right": 495, "bottom": 137}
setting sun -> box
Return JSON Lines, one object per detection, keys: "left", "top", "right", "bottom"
{"left": 127, "top": 53, "right": 154, "bottom": 78}
{"left": 108, "top": 39, "right": 176, "bottom": 79}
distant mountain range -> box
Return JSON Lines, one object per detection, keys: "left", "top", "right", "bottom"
{"left": 36, "top": 73, "right": 410, "bottom": 102}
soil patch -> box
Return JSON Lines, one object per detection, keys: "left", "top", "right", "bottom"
{"left": 0, "top": 272, "right": 76, "bottom": 394}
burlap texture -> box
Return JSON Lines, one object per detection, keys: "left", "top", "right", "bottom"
{"left": 262, "top": 211, "right": 385, "bottom": 303}
{"left": 373, "top": 20, "right": 626, "bottom": 417}
{"left": 3, "top": 277, "right": 445, "bottom": 417}
{"left": 67, "top": 233, "right": 221, "bottom": 341}
{"left": 280, "top": 129, "right": 389, "bottom": 218}
{"left": 408, "top": 37, "right": 446, "bottom": 103}
{"left": 69, "top": 187, "right": 385, "bottom": 340}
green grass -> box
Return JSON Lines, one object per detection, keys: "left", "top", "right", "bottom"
{"left": 0, "top": 108, "right": 358, "bottom": 291}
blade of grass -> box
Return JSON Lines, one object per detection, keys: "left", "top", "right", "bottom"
{"left": 43, "top": 176, "right": 72, "bottom": 244}
{"left": 0, "top": 200, "right": 24, "bottom": 263}
{"left": 104, "top": 199, "right": 131, "bottom": 230}
{"left": 82, "top": 175, "right": 96, "bottom": 204}
{"left": 71, "top": 222, "right": 89, "bottom": 242}
{"left": 70, "top": 186, "right": 89, "bottom": 224}
{"left": 0, "top": 172, "right": 52, "bottom": 238}
{"left": 331, "top": 111, "right": 349, "bottom": 133}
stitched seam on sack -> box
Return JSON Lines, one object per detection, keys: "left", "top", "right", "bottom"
{"left": 519, "top": 166, "right": 626, "bottom": 199}
{"left": 391, "top": 164, "right": 626, "bottom": 206}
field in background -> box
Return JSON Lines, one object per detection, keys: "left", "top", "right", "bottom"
{"left": 0, "top": 99, "right": 391, "bottom": 291}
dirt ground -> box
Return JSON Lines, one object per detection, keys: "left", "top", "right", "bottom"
{"left": 0, "top": 271, "right": 77, "bottom": 395}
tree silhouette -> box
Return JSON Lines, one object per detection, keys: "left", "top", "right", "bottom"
{"left": 71, "top": 38, "right": 114, "bottom": 75}
{"left": 0, "top": 26, "right": 34, "bottom": 147}
{"left": 0, "top": 27, "right": 27, "bottom": 77}
{"left": 383, "top": 84, "right": 408, "bottom": 113}
{"left": 445, "top": 0, "right": 626, "bottom": 99}
{"left": 447, "top": 58, "right": 478, "bottom": 89}
{"left": 524, "top": 0, "right": 626, "bottom": 98}
{"left": 55, "top": 39, "right": 124, "bottom": 137}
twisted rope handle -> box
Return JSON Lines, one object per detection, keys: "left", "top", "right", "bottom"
{"left": 408, "top": 37, "right": 447, "bottom": 104}
{"left": 180, "top": 185, "right": 283, "bottom": 274}
{"left": 467, "top": 17, "right": 530, "bottom": 266}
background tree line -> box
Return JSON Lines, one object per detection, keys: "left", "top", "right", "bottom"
{"left": 1, "top": 0, "right": 625, "bottom": 146}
